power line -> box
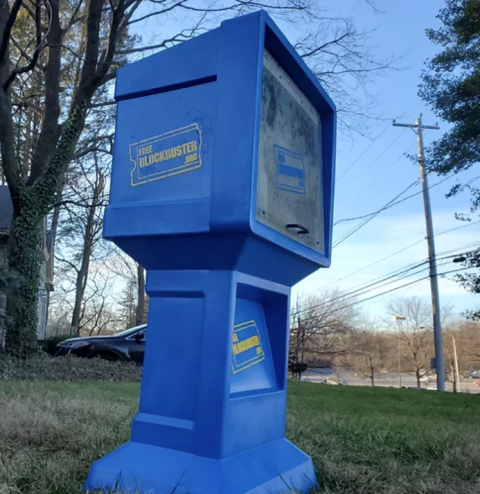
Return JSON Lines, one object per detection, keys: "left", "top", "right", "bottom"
{"left": 333, "top": 180, "right": 418, "bottom": 247}
{"left": 334, "top": 180, "right": 418, "bottom": 226}
{"left": 341, "top": 247, "right": 474, "bottom": 300}
{"left": 314, "top": 240, "right": 427, "bottom": 292}
{"left": 332, "top": 239, "right": 479, "bottom": 300}
{"left": 332, "top": 173, "right": 457, "bottom": 248}
{"left": 295, "top": 266, "right": 473, "bottom": 319}
{"left": 334, "top": 174, "right": 452, "bottom": 227}
{"left": 336, "top": 103, "right": 422, "bottom": 184}
{"left": 327, "top": 266, "right": 473, "bottom": 316}
{"left": 335, "top": 123, "right": 393, "bottom": 182}
{"left": 343, "top": 145, "right": 414, "bottom": 208}
{"left": 300, "top": 246, "right": 479, "bottom": 316}
{"left": 299, "top": 255, "right": 463, "bottom": 317}
{"left": 307, "top": 224, "right": 480, "bottom": 295}
{"left": 312, "top": 219, "right": 480, "bottom": 294}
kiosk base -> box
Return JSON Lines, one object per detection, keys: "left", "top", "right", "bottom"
{"left": 83, "top": 437, "right": 317, "bottom": 493}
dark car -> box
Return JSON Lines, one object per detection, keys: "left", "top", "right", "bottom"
{"left": 55, "top": 324, "right": 147, "bottom": 364}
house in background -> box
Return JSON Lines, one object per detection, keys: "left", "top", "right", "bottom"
{"left": 0, "top": 185, "right": 53, "bottom": 344}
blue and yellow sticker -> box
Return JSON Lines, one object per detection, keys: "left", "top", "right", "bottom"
{"left": 129, "top": 123, "right": 202, "bottom": 187}
{"left": 274, "top": 145, "right": 306, "bottom": 194}
{"left": 231, "top": 320, "right": 265, "bottom": 374}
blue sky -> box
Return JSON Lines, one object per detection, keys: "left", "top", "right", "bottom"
{"left": 127, "top": 0, "right": 479, "bottom": 320}
{"left": 291, "top": 0, "right": 479, "bottom": 319}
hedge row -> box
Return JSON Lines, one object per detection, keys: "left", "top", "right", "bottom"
{"left": 0, "top": 353, "right": 142, "bottom": 382}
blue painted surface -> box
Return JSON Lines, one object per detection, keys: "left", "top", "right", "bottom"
{"left": 86, "top": 9, "right": 336, "bottom": 494}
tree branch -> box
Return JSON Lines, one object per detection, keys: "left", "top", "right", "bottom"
{"left": 74, "top": 0, "right": 104, "bottom": 102}
{"left": 0, "top": 91, "right": 20, "bottom": 201}
{"left": 115, "top": 32, "right": 191, "bottom": 54}
{"left": 10, "top": 36, "right": 46, "bottom": 71}
{"left": 126, "top": 0, "right": 185, "bottom": 26}
{"left": 3, "top": 0, "right": 44, "bottom": 90}
{"left": 298, "top": 32, "right": 350, "bottom": 59}
{"left": 65, "top": 0, "right": 85, "bottom": 32}
{"left": 0, "top": 0, "right": 24, "bottom": 63}
{"left": 95, "top": 0, "right": 126, "bottom": 81}
{"left": 27, "top": 0, "right": 62, "bottom": 185}
{"left": 179, "top": 0, "right": 309, "bottom": 13}
{"left": 88, "top": 99, "right": 115, "bottom": 108}
{"left": 54, "top": 198, "right": 107, "bottom": 209}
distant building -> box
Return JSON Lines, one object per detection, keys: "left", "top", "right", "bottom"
{"left": 0, "top": 185, "right": 54, "bottom": 344}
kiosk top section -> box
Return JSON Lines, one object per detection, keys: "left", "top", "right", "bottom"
{"left": 108, "top": 10, "right": 336, "bottom": 271}
{"left": 114, "top": 11, "right": 335, "bottom": 114}
{"left": 115, "top": 30, "right": 218, "bottom": 102}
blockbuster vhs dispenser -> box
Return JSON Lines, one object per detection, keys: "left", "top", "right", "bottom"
{"left": 85, "top": 9, "right": 336, "bottom": 494}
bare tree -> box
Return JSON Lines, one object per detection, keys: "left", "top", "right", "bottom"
{"left": 55, "top": 153, "right": 108, "bottom": 336}
{"left": 79, "top": 267, "right": 119, "bottom": 336}
{"left": 105, "top": 250, "right": 147, "bottom": 328}
{"left": 386, "top": 297, "right": 434, "bottom": 388}
{"left": 289, "top": 288, "right": 360, "bottom": 377}
{"left": 0, "top": 0, "right": 134, "bottom": 355}
{"left": 0, "top": 0, "right": 392, "bottom": 356}
{"left": 443, "top": 319, "right": 480, "bottom": 390}
{"left": 296, "top": 18, "right": 398, "bottom": 138}
{"left": 460, "top": 321, "right": 480, "bottom": 363}
{"left": 136, "top": 263, "right": 145, "bottom": 326}
{"left": 119, "top": 272, "right": 137, "bottom": 329}
{"left": 346, "top": 327, "right": 388, "bottom": 386}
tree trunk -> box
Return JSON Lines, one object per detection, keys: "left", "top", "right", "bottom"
{"left": 416, "top": 369, "right": 421, "bottom": 388}
{"left": 71, "top": 266, "right": 87, "bottom": 337}
{"left": 46, "top": 192, "right": 63, "bottom": 316}
{"left": 4, "top": 104, "right": 88, "bottom": 355}
{"left": 301, "top": 325, "right": 306, "bottom": 363}
{"left": 5, "top": 204, "right": 43, "bottom": 357}
{"left": 70, "top": 220, "right": 93, "bottom": 336}
{"left": 136, "top": 263, "right": 145, "bottom": 326}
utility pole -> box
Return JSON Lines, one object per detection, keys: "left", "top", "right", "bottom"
{"left": 393, "top": 115, "right": 445, "bottom": 391}
{"left": 452, "top": 335, "right": 461, "bottom": 393}
{"left": 393, "top": 315, "right": 405, "bottom": 388}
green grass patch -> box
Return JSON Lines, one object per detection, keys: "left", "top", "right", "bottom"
{"left": 0, "top": 381, "right": 479, "bottom": 493}
{"left": 290, "top": 383, "right": 480, "bottom": 494}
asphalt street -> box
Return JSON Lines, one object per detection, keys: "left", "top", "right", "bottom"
{"left": 301, "top": 370, "right": 480, "bottom": 394}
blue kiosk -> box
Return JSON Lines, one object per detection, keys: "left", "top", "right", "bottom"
{"left": 85, "top": 10, "right": 336, "bottom": 494}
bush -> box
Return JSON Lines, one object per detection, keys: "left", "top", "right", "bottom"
{"left": 38, "top": 335, "right": 71, "bottom": 356}
{"left": 0, "top": 353, "right": 142, "bottom": 382}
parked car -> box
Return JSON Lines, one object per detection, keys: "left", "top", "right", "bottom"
{"left": 55, "top": 324, "right": 147, "bottom": 364}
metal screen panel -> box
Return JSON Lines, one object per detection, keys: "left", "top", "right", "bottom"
{"left": 256, "top": 51, "right": 324, "bottom": 254}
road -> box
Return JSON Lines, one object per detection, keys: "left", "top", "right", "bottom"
{"left": 301, "top": 369, "right": 480, "bottom": 394}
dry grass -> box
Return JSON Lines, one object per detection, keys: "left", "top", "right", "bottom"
{"left": 0, "top": 381, "right": 479, "bottom": 493}
{"left": 0, "top": 381, "right": 137, "bottom": 494}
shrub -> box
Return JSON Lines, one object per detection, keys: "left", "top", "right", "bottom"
{"left": 0, "top": 353, "right": 142, "bottom": 382}
{"left": 38, "top": 335, "right": 71, "bottom": 356}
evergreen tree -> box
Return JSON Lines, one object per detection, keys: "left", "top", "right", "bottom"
{"left": 420, "top": 0, "right": 480, "bottom": 319}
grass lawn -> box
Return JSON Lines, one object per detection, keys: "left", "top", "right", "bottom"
{"left": 0, "top": 381, "right": 479, "bottom": 494}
